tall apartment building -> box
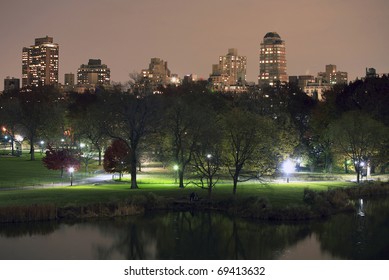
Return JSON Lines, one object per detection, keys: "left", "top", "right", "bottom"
{"left": 141, "top": 58, "right": 171, "bottom": 86}
{"left": 77, "top": 59, "right": 110, "bottom": 85}
{"left": 209, "top": 48, "right": 247, "bottom": 91}
{"left": 258, "top": 32, "right": 287, "bottom": 86}
{"left": 317, "top": 64, "right": 348, "bottom": 85}
{"left": 22, "top": 36, "right": 59, "bottom": 87}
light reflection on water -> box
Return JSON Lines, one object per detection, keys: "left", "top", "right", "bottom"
{"left": 0, "top": 197, "right": 388, "bottom": 260}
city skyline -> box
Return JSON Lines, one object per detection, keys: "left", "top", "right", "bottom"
{"left": 1, "top": 0, "right": 388, "bottom": 91}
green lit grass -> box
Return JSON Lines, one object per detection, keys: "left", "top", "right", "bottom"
{"left": 0, "top": 180, "right": 354, "bottom": 208}
{"left": 0, "top": 153, "right": 101, "bottom": 188}
{"left": 0, "top": 154, "right": 65, "bottom": 188}
{"left": 0, "top": 154, "right": 356, "bottom": 208}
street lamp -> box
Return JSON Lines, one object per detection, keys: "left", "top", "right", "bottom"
{"left": 282, "top": 159, "right": 295, "bottom": 183}
{"left": 206, "top": 153, "right": 212, "bottom": 172}
{"left": 173, "top": 164, "right": 179, "bottom": 183}
{"left": 40, "top": 140, "right": 44, "bottom": 154}
{"left": 68, "top": 167, "right": 75, "bottom": 186}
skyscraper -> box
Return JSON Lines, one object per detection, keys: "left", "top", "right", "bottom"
{"left": 258, "top": 32, "right": 287, "bottom": 86}
{"left": 22, "top": 36, "right": 59, "bottom": 88}
{"left": 77, "top": 59, "right": 111, "bottom": 85}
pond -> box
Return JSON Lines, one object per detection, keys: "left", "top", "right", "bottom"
{"left": 0, "top": 197, "right": 388, "bottom": 259}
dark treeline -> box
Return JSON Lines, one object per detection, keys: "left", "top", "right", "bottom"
{"left": 0, "top": 76, "right": 388, "bottom": 191}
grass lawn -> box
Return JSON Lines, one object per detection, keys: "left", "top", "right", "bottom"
{"left": 0, "top": 180, "right": 354, "bottom": 208}
{"left": 0, "top": 153, "right": 101, "bottom": 188}
{"left": 0, "top": 153, "right": 356, "bottom": 208}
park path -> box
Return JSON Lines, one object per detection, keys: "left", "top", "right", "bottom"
{"left": 0, "top": 172, "right": 114, "bottom": 191}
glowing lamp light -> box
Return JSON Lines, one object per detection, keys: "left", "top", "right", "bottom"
{"left": 68, "top": 167, "right": 75, "bottom": 186}
{"left": 206, "top": 154, "right": 212, "bottom": 159}
{"left": 173, "top": 164, "right": 179, "bottom": 183}
{"left": 282, "top": 159, "right": 295, "bottom": 183}
{"left": 282, "top": 159, "right": 295, "bottom": 174}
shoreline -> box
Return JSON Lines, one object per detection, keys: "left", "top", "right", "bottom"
{"left": 1, "top": 181, "right": 388, "bottom": 224}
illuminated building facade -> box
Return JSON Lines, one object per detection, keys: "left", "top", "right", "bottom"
{"left": 141, "top": 58, "right": 171, "bottom": 86}
{"left": 22, "top": 36, "right": 59, "bottom": 87}
{"left": 317, "top": 64, "right": 348, "bottom": 84}
{"left": 77, "top": 59, "right": 111, "bottom": 85}
{"left": 209, "top": 48, "right": 247, "bottom": 91}
{"left": 258, "top": 32, "right": 287, "bottom": 86}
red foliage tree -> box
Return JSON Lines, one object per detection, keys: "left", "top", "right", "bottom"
{"left": 42, "top": 145, "right": 80, "bottom": 177}
{"left": 103, "top": 139, "right": 131, "bottom": 180}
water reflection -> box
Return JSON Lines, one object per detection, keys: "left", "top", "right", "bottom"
{"left": 313, "top": 198, "right": 389, "bottom": 259}
{"left": 0, "top": 198, "right": 388, "bottom": 260}
{"left": 92, "top": 212, "right": 313, "bottom": 260}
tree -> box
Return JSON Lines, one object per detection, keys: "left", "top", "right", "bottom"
{"left": 42, "top": 145, "right": 80, "bottom": 177}
{"left": 163, "top": 91, "right": 216, "bottom": 189}
{"left": 223, "top": 108, "right": 276, "bottom": 194}
{"left": 68, "top": 92, "right": 109, "bottom": 165}
{"left": 18, "top": 86, "right": 64, "bottom": 160}
{"left": 192, "top": 151, "right": 222, "bottom": 199}
{"left": 329, "top": 111, "right": 389, "bottom": 183}
{"left": 104, "top": 92, "right": 159, "bottom": 189}
{"left": 0, "top": 94, "right": 21, "bottom": 156}
{"left": 245, "top": 84, "right": 311, "bottom": 165}
{"left": 191, "top": 113, "right": 223, "bottom": 198}
{"left": 103, "top": 139, "right": 131, "bottom": 180}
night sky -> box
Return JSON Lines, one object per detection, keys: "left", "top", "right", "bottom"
{"left": 1, "top": 0, "right": 388, "bottom": 90}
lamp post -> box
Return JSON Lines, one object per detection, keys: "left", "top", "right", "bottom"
{"left": 40, "top": 140, "right": 44, "bottom": 154}
{"left": 68, "top": 167, "right": 74, "bottom": 186}
{"left": 282, "top": 159, "right": 295, "bottom": 183}
{"left": 206, "top": 153, "right": 212, "bottom": 172}
{"left": 173, "top": 164, "right": 179, "bottom": 183}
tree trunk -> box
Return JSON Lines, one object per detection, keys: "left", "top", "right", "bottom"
{"left": 29, "top": 137, "right": 35, "bottom": 161}
{"left": 208, "top": 177, "right": 213, "bottom": 199}
{"left": 178, "top": 170, "right": 184, "bottom": 189}
{"left": 130, "top": 149, "right": 138, "bottom": 189}
{"left": 11, "top": 139, "right": 15, "bottom": 156}
{"left": 98, "top": 149, "right": 102, "bottom": 166}
{"left": 356, "top": 165, "right": 360, "bottom": 183}
{"left": 344, "top": 158, "right": 348, "bottom": 173}
{"left": 130, "top": 166, "right": 138, "bottom": 189}
{"left": 233, "top": 175, "right": 238, "bottom": 195}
